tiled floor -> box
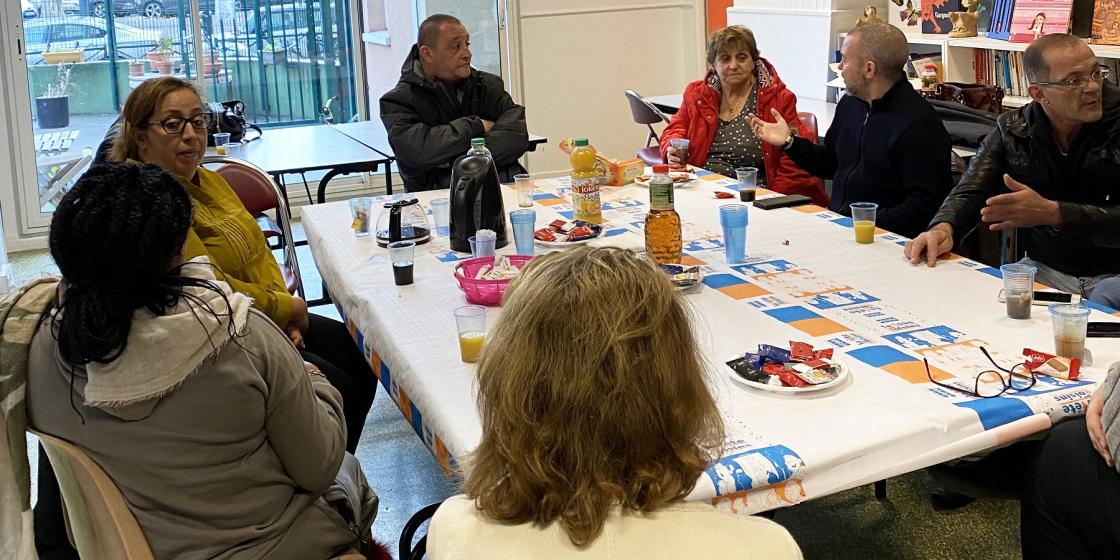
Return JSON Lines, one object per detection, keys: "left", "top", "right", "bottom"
{"left": 13, "top": 220, "right": 1023, "bottom": 559}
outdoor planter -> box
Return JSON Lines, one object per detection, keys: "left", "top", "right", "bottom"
{"left": 128, "top": 62, "right": 146, "bottom": 76}
{"left": 262, "top": 51, "right": 287, "bottom": 65}
{"left": 156, "top": 61, "right": 173, "bottom": 75}
{"left": 36, "top": 96, "right": 69, "bottom": 129}
{"left": 147, "top": 51, "right": 170, "bottom": 66}
{"left": 43, "top": 50, "right": 82, "bottom": 64}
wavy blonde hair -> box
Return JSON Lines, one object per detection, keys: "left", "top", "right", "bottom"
{"left": 463, "top": 247, "right": 725, "bottom": 546}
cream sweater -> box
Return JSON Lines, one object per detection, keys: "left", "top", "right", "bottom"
{"left": 428, "top": 495, "right": 804, "bottom": 559}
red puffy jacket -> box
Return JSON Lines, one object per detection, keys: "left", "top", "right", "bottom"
{"left": 659, "top": 59, "right": 828, "bottom": 207}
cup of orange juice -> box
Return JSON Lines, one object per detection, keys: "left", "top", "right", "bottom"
{"left": 453, "top": 305, "right": 487, "bottom": 363}
{"left": 849, "top": 202, "right": 878, "bottom": 244}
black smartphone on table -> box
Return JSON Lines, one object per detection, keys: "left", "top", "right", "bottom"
{"left": 753, "top": 194, "right": 812, "bottom": 210}
{"left": 1088, "top": 322, "right": 1120, "bottom": 338}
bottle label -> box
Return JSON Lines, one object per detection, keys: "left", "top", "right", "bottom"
{"left": 571, "top": 175, "right": 602, "bottom": 222}
{"left": 649, "top": 180, "right": 674, "bottom": 210}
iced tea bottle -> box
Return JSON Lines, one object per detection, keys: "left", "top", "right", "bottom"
{"left": 645, "top": 164, "right": 681, "bottom": 264}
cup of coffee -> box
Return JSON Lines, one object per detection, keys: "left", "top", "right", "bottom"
{"left": 1001, "top": 263, "right": 1037, "bottom": 319}
{"left": 1050, "top": 304, "right": 1090, "bottom": 360}
{"left": 670, "top": 138, "right": 690, "bottom": 165}
{"left": 387, "top": 240, "right": 416, "bottom": 286}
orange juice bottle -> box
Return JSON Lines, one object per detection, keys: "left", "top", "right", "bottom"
{"left": 570, "top": 138, "right": 602, "bottom": 224}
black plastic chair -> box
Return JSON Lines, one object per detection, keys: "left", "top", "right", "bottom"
{"left": 625, "top": 89, "right": 671, "bottom": 166}
{"left": 398, "top": 501, "right": 443, "bottom": 560}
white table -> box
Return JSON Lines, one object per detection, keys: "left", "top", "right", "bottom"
{"left": 301, "top": 173, "right": 1119, "bottom": 514}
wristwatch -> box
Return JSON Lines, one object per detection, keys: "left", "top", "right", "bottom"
{"left": 782, "top": 131, "right": 796, "bottom": 150}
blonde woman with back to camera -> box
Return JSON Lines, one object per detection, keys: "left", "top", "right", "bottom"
{"left": 426, "top": 247, "right": 803, "bottom": 559}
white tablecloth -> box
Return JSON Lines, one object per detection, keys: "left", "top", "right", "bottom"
{"left": 301, "top": 171, "right": 1120, "bottom": 514}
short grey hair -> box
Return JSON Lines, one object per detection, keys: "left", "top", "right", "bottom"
{"left": 1024, "top": 33, "right": 1088, "bottom": 84}
{"left": 419, "top": 14, "right": 461, "bottom": 49}
{"left": 848, "top": 23, "right": 909, "bottom": 82}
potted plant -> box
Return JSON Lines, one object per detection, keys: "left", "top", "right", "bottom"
{"left": 36, "top": 64, "right": 72, "bottom": 129}
{"left": 148, "top": 36, "right": 173, "bottom": 66}
{"left": 200, "top": 50, "right": 223, "bottom": 76}
{"left": 262, "top": 42, "right": 287, "bottom": 65}
{"left": 42, "top": 43, "right": 82, "bottom": 65}
{"left": 128, "top": 57, "right": 146, "bottom": 76}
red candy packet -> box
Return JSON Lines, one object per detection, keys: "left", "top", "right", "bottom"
{"left": 789, "top": 341, "right": 834, "bottom": 363}
{"left": 1023, "top": 348, "right": 1081, "bottom": 380}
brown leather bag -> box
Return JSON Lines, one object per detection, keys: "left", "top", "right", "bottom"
{"left": 931, "top": 82, "right": 1005, "bottom": 114}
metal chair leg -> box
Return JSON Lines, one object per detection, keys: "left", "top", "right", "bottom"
{"left": 875, "top": 479, "right": 887, "bottom": 500}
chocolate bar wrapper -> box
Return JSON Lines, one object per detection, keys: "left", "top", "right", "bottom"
{"left": 758, "top": 344, "right": 792, "bottom": 364}
{"left": 792, "top": 362, "right": 839, "bottom": 384}
{"left": 790, "top": 341, "right": 815, "bottom": 362}
{"left": 727, "top": 356, "right": 769, "bottom": 383}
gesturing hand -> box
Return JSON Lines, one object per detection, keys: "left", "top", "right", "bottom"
{"left": 748, "top": 108, "right": 792, "bottom": 147}
{"left": 980, "top": 174, "right": 1062, "bottom": 231}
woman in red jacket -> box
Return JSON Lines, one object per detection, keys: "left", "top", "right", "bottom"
{"left": 660, "top": 25, "right": 828, "bottom": 206}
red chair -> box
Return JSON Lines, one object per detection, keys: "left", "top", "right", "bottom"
{"left": 797, "top": 111, "right": 827, "bottom": 197}
{"left": 201, "top": 155, "right": 305, "bottom": 298}
{"left": 625, "top": 89, "right": 671, "bottom": 166}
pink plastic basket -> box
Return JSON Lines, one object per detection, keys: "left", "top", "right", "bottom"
{"left": 454, "top": 255, "right": 534, "bottom": 306}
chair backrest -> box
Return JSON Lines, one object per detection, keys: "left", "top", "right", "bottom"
{"left": 399, "top": 501, "right": 443, "bottom": 560}
{"left": 202, "top": 155, "right": 305, "bottom": 297}
{"left": 31, "top": 430, "right": 155, "bottom": 560}
{"left": 625, "top": 89, "right": 670, "bottom": 125}
{"left": 797, "top": 111, "right": 819, "bottom": 141}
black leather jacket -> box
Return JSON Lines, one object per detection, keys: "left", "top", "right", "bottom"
{"left": 931, "top": 82, "right": 1120, "bottom": 277}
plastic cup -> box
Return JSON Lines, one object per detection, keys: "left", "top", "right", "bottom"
{"left": 515, "top": 173, "right": 534, "bottom": 208}
{"left": 1050, "top": 304, "right": 1090, "bottom": 360}
{"left": 719, "top": 204, "right": 749, "bottom": 265}
{"left": 1001, "top": 263, "right": 1036, "bottom": 319}
{"left": 470, "top": 234, "right": 496, "bottom": 257}
{"left": 387, "top": 240, "right": 415, "bottom": 286}
{"left": 850, "top": 202, "right": 878, "bottom": 244}
{"left": 349, "top": 197, "right": 372, "bottom": 237}
{"left": 735, "top": 167, "right": 758, "bottom": 201}
{"left": 213, "top": 132, "right": 231, "bottom": 155}
{"left": 454, "top": 305, "right": 487, "bottom": 363}
{"left": 430, "top": 198, "right": 450, "bottom": 236}
{"left": 509, "top": 209, "right": 536, "bottom": 256}
{"left": 670, "top": 138, "right": 690, "bottom": 163}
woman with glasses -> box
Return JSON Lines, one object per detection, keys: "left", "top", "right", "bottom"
{"left": 1021, "top": 363, "right": 1120, "bottom": 560}
{"left": 426, "top": 247, "right": 803, "bottom": 559}
{"left": 107, "top": 78, "right": 376, "bottom": 455}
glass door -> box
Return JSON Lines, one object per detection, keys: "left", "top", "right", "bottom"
{"left": 7, "top": 0, "right": 360, "bottom": 233}
{"left": 415, "top": 0, "right": 510, "bottom": 79}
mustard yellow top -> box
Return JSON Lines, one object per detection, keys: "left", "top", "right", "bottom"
{"left": 178, "top": 167, "right": 294, "bottom": 327}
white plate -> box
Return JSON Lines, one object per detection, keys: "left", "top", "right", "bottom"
{"left": 534, "top": 230, "right": 603, "bottom": 247}
{"left": 633, "top": 172, "right": 699, "bottom": 188}
{"left": 726, "top": 357, "right": 850, "bottom": 394}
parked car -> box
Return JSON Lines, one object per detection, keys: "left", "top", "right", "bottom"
{"left": 121, "top": 0, "right": 244, "bottom": 18}
{"left": 86, "top": 1, "right": 144, "bottom": 18}
{"left": 23, "top": 16, "right": 161, "bottom": 65}
{"left": 22, "top": 1, "right": 38, "bottom": 18}
{"left": 27, "top": 0, "right": 80, "bottom": 16}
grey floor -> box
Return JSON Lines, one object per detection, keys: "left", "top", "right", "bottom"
{"left": 11, "top": 220, "right": 1022, "bottom": 559}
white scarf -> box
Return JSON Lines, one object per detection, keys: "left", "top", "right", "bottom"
{"left": 83, "top": 257, "right": 252, "bottom": 407}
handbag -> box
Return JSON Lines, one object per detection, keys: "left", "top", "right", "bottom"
{"left": 930, "top": 82, "right": 1005, "bottom": 114}
{"left": 206, "top": 100, "right": 262, "bottom": 146}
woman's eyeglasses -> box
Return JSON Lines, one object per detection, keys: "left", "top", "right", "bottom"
{"left": 924, "top": 346, "right": 1036, "bottom": 398}
{"left": 146, "top": 113, "right": 213, "bottom": 135}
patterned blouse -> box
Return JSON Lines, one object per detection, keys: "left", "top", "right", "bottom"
{"left": 704, "top": 84, "right": 767, "bottom": 184}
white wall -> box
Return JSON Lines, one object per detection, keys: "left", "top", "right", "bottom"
{"left": 513, "top": 0, "right": 705, "bottom": 176}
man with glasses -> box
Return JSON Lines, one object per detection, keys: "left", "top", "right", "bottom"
{"left": 906, "top": 34, "right": 1120, "bottom": 309}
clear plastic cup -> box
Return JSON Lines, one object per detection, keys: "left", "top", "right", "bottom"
{"left": 1001, "top": 263, "right": 1037, "bottom": 319}
{"left": 735, "top": 167, "right": 758, "bottom": 201}
{"left": 509, "top": 209, "right": 535, "bottom": 256}
{"left": 454, "top": 305, "right": 487, "bottom": 363}
{"left": 514, "top": 173, "right": 534, "bottom": 208}
{"left": 1050, "top": 304, "right": 1090, "bottom": 360}
{"left": 850, "top": 202, "right": 878, "bottom": 244}
{"left": 430, "top": 198, "right": 450, "bottom": 236}
{"left": 349, "top": 197, "right": 372, "bottom": 237}
{"left": 719, "top": 204, "right": 749, "bottom": 265}
{"left": 213, "top": 132, "right": 231, "bottom": 155}
{"left": 670, "top": 138, "right": 690, "bottom": 164}
{"left": 387, "top": 240, "right": 416, "bottom": 286}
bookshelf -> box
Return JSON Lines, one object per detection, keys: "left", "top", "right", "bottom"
{"left": 828, "top": 32, "right": 1120, "bottom": 109}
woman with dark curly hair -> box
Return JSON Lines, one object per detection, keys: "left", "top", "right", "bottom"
{"left": 26, "top": 163, "right": 380, "bottom": 559}
{"left": 426, "top": 247, "right": 802, "bottom": 558}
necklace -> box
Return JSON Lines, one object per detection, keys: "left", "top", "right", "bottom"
{"left": 721, "top": 80, "right": 754, "bottom": 121}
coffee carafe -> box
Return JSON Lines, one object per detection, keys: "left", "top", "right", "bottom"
{"left": 449, "top": 152, "right": 507, "bottom": 253}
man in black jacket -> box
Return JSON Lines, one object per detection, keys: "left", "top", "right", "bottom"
{"left": 906, "top": 34, "right": 1120, "bottom": 308}
{"left": 749, "top": 24, "right": 951, "bottom": 238}
{"left": 380, "top": 14, "right": 528, "bottom": 192}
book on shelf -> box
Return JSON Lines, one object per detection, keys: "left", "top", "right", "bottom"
{"left": 988, "top": 0, "right": 1016, "bottom": 40}
{"left": 911, "top": 53, "right": 944, "bottom": 82}
{"left": 1007, "top": 0, "right": 1074, "bottom": 42}
{"left": 922, "top": 0, "right": 962, "bottom": 34}
{"left": 1091, "top": 0, "right": 1120, "bottom": 45}
{"left": 890, "top": 0, "right": 923, "bottom": 32}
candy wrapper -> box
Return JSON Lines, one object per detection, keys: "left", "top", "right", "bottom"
{"left": 1023, "top": 348, "right": 1081, "bottom": 380}
{"left": 790, "top": 341, "right": 833, "bottom": 362}
{"left": 726, "top": 356, "right": 769, "bottom": 383}
{"left": 758, "top": 345, "right": 792, "bottom": 364}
